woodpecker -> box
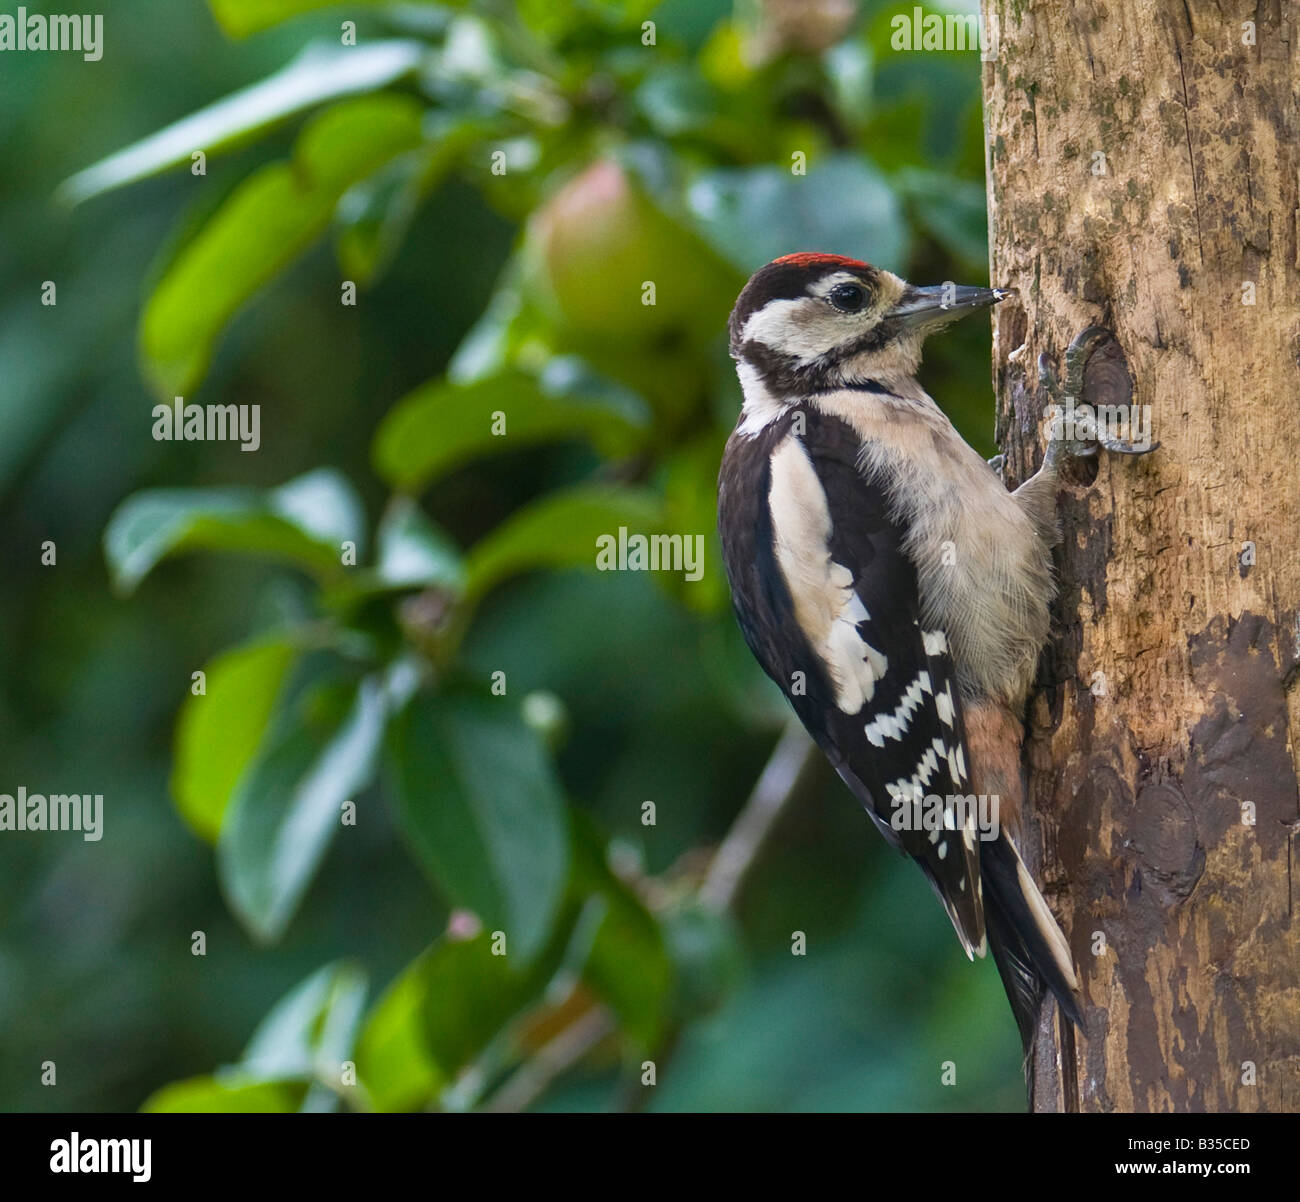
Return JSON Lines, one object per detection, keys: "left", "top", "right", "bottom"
{"left": 716, "top": 252, "right": 1131, "bottom": 1049}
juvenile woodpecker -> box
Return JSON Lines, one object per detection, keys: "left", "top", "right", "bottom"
{"left": 717, "top": 252, "right": 1115, "bottom": 1047}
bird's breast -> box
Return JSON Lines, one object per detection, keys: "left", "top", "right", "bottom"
{"left": 810, "top": 389, "right": 1054, "bottom": 708}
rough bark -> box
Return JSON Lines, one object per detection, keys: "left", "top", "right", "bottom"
{"left": 982, "top": 0, "right": 1300, "bottom": 1111}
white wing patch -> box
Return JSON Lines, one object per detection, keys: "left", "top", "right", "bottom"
{"left": 935, "top": 681, "right": 955, "bottom": 728}
{"left": 883, "top": 735, "right": 952, "bottom": 804}
{"left": 948, "top": 741, "right": 966, "bottom": 784}
{"left": 921, "top": 629, "right": 948, "bottom": 656}
{"left": 767, "top": 435, "right": 887, "bottom": 714}
{"left": 863, "top": 670, "right": 933, "bottom": 746}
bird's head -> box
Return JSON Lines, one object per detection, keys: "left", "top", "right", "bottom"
{"left": 728, "top": 253, "right": 1008, "bottom": 404}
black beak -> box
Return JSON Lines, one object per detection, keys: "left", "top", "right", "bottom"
{"left": 889, "top": 284, "right": 1011, "bottom": 330}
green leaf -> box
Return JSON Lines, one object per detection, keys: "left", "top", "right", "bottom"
{"left": 172, "top": 636, "right": 300, "bottom": 843}
{"left": 418, "top": 928, "right": 570, "bottom": 1080}
{"left": 373, "top": 363, "right": 649, "bottom": 493}
{"left": 139, "top": 93, "right": 425, "bottom": 398}
{"left": 824, "top": 39, "right": 876, "bottom": 131}
{"left": 104, "top": 468, "right": 363, "bottom": 594}
{"left": 335, "top": 151, "right": 432, "bottom": 286}
{"left": 463, "top": 485, "right": 663, "bottom": 602}
{"left": 661, "top": 901, "right": 746, "bottom": 1020}
{"left": 387, "top": 689, "right": 569, "bottom": 963}
{"left": 141, "top": 1076, "right": 304, "bottom": 1113}
{"left": 210, "top": 0, "right": 407, "bottom": 37}
{"left": 633, "top": 65, "right": 722, "bottom": 138}
{"left": 514, "top": 0, "right": 657, "bottom": 38}
{"left": 218, "top": 672, "right": 390, "bottom": 942}
{"left": 294, "top": 93, "right": 427, "bottom": 192}
{"left": 374, "top": 497, "right": 465, "bottom": 590}
{"left": 60, "top": 40, "right": 425, "bottom": 204}
{"left": 686, "top": 154, "right": 909, "bottom": 273}
{"left": 321, "top": 497, "right": 466, "bottom": 611}
{"left": 271, "top": 466, "right": 368, "bottom": 550}
{"left": 662, "top": 432, "right": 729, "bottom": 614}
{"left": 895, "top": 166, "right": 989, "bottom": 269}
{"left": 334, "top": 113, "right": 487, "bottom": 286}
{"left": 354, "top": 951, "right": 446, "bottom": 1112}
{"left": 241, "top": 961, "right": 368, "bottom": 1093}
{"left": 444, "top": 257, "right": 551, "bottom": 383}
{"left": 571, "top": 818, "right": 673, "bottom": 1050}
{"left": 361, "top": 924, "right": 580, "bottom": 1107}
{"left": 357, "top": 819, "right": 674, "bottom": 1105}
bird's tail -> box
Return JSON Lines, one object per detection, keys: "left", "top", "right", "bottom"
{"left": 980, "top": 833, "right": 1082, "bottom": 1054}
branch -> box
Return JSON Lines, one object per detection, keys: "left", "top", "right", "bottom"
{"left": 481, "top": 1005, "right": 618, "bottom": 1114}
{"left": 699, "top": 720, "right": 818, "bottom": 912}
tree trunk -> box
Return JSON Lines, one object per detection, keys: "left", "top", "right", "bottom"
{"left": 982, "top": 0, "right": 1300, "bottom": 1111}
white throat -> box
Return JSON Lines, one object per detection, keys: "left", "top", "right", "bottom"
{"left": 735, "top": 361, "right": 792, "bottom": 437}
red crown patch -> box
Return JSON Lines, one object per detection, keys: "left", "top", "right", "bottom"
{"left": 772, "top": 252, "right": 870, "bottom": 270}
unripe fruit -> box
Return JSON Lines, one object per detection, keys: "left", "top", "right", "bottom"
{"left": 529, "top": 160, "right": 731, "bottom": 344}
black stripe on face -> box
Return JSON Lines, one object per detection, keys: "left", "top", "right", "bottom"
{"left": 737, "top": 332, "right": 904, "bottom": 399}
{"left": 830, "top": 315, "right": 905, "bottom": 359}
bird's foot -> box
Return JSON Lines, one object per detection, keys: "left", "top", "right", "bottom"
{"left": 1038, "top": 325, "right": 1160, "bottom": 464}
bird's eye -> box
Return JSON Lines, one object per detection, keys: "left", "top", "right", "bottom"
{"left": 828, "top": 282, "right": 869, "bottom": 313}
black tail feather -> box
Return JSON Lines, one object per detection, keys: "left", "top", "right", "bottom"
{"left": 981, "top": 835, "right": 1083, "bottom": 1055}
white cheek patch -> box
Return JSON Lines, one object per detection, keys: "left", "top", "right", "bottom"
{"left": 767, "top": 435, "right": 887, "bottom": 713}
{"left": 741, "top": 297, "right": 856, "bottom": 367}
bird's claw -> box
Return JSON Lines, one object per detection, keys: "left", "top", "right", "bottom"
{"left": 1062, "top": 324, "right": 1111, "bottom": 400}
{"left": 1039, "top": 325, "right": 1157, "bottom": 463}
{"left": 1037, "top": 351, "right": 1059, "bottom": 398}
{"left": 1038, "top": 325, "right": 1110, "bottom": 404}
{"left": 1099, "top": 436, "right": 1160, "bottom": 455}
{"left": 1042, "top": 431, "right": 1096, "bottom": 469}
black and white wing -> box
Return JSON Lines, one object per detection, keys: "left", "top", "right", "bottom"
{"left": 718, "top": 406, "right": 986, "bottom": 957}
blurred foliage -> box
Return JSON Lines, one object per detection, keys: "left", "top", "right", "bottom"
{"left": 0, "top": 0, "right": 1024, "bottom": 1114}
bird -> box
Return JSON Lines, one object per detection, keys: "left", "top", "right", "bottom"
{"left": 716, "top": 251, "right": 1095, "bottom": 1052}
